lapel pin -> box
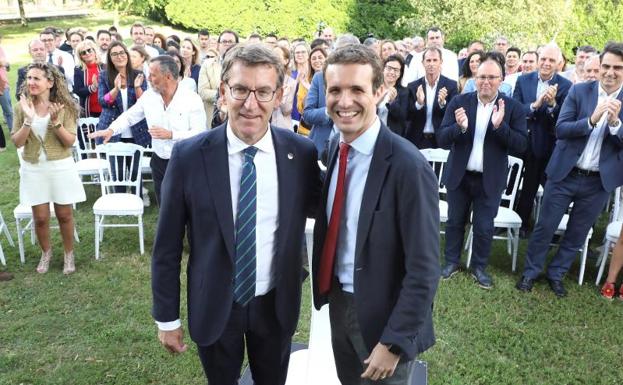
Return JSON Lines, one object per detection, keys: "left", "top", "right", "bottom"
{"left": 287, "top": 153, "right": 294, "bottom": 160}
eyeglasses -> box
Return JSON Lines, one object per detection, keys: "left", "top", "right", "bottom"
{"left": 384, "top": 66, "right": 401, "bottom": 74}
{"left": 475, "top": 75, "right": 501, "bottom": 82}
{"left": 110, "top": 51, "right": 127, "bottom": 58}
{"left": 206, "top": 55, "right": 216, "bottom": 59}
{"left": 80, "top": 48, "right": 94, "bottom": 56}
{"left": 220, "top": 40, "right": 235, "bottom": 45}
{"left": 226, "top": 83, "right": 277, "bottom": 102}
{"left": 40, "top": 38, "right": 54, "bottom": 43}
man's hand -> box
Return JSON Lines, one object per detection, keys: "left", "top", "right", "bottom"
{"left": 158, "top": 327, "right": 188, "bottom": 354}
{"left": 438, "top": 86, "right": 448, "bottom": 106}
{"left": 416, "top": 84, "right": 425, "bottom": 106}
{"left": 361, "top": 343, "right": 400, "bottom": 381}
{"left": 491, "top": 98, "right": 505, "bottom": 129}
{"left": 607, "top": 98, "right": 622, "bottom": 126}
{"left": 88, "top": 128, "right": 114, "bottom": 143}
{"left": 590, "top": 100, "right": 609, "bottom": 127}
{"left": 455, "top": 107, "right": 468, "bottom": 130}
{"left": 149, "top": 126, "right": 173, "bottom": 139}
{"left": 544, "top": 84, "right": 558, "bottom": 107}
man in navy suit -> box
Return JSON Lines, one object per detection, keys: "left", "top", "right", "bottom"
{"left": 438, "top": 53, "right": 527, "bottom": 288}
{"left": 406, "top": 47, "right": 458, "bottom": 149}
{"left": 151, "top": 44, "right": 321, "bottom": 384}
{"left": 312, "top": 44, "right": 440, "bottom": 384}
{"left": 513, "top": 44, "right": 572, "bottom": 237}
{"left": 517, "top": 42, "right": 623, "bottom": 297}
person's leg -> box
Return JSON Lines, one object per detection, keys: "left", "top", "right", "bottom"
{"left": 516, "top": 152, "right": 541, "bottom": 230}
{"left": 150, "top": 154, "right": 169, "bottom": 206}
{"left": 246, "top": 290, "right": 292, "bottom": 385}
{"left": 197, "top": 302, "right": 246, "bottom": 385}
{"left": 0, "top": 87, "right": 13, "bottom": 132}
{"left": 0, "top": 122, "right": 6, "bottom": 149}
{"left": 32, "top": 203, "right": 52, "bottom": 273}
{"left": 605, "top": 224, "right": 623, "bottom": 283}
{"left": 469, "top": 179, "right": 502, "bottom": 271}
{"left": 546, "top": 178, "right": 609, "bottom": 281}
{"left": 521, "top": 177, "right": 575, "bottom": 280}
{"left": 444, "top": 176, "right": 472, "bottom": 266}
{"left": 54, "top": 203, "right": 76, "bottom": 274}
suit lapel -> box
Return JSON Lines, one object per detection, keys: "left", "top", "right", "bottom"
{"left": 320, "top": 136, "right": 340, "bottom": 226}
{"left": 354, "top": 125, "right": 392, "bottom": 266}
{"left": 272, "top": 127, "right": 297, "bottom": 258}
{"left": 200, "top": 126, "right": 235, "bottom": 262}
{"left": 527, "top": 72, "right": 538, "bottom": 102}
{"left": 468, "top": 92, "right": 479, "bottom": 141}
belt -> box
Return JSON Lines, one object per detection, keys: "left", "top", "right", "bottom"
{"left": 571, "top": 167, "right": 600, "bottom": 177}
{"left": 465, "top": 170, "right": 483, "bottom": 176}
{"left": 423, "top": 133, "right": 435, "bottom": 139}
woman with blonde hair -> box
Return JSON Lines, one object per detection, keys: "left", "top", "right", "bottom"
{"left": 12, "top": 63, "right": 85, "bottom": 274}
{"left": 180, "top": 38, "right": 201, "bottom": 88}
{"left": 73, "top": 39, "right": 103, "bottom": 118}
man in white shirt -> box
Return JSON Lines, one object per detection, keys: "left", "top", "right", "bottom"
{"left": 96, "top": 30, "right": 111, "bottom": 64}
{"left": 150, "top": 44, "right": 321, "bottom": 385}
{"left": 401, "top": 27, "right": 459, "bottom": 86}
{"left": 130, "top": 23, "right": 160, "bottom": 59}
{"left": 517, "top": 42, "right": 623, "bottom": 297}
{"left": 39, "top": 28, "right": 74, "bottom": 90}
{"left": 90, "top": 55, "right": 206, "bottom": 205}
{"left": 438, "top": 54, "right": 527, "bottom": 289}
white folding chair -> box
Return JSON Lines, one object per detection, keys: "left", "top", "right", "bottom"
{"left": 74, "top": 117, "right": 108, "bottom": 185}
{"left": 93, "top": 143, "right": 145, "bottom": 260}
{"left": 420, "top": 148, "right": 450, "bottom": 224}
{"left": 466, "top": 156, "right": 523, "bottom": 271}
{"left": 0, "top": 210, "right": 15, "bottom": 266}
{"left": 595, "top": 187, "right": 622, "bottom": 285}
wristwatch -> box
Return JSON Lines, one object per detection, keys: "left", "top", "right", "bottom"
{"left": 51, "top": 122, "right": 62, "bottom": 130}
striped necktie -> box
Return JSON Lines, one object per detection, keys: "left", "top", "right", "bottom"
{"left": 233, "top": 146, "right": 258, "bottom": 306}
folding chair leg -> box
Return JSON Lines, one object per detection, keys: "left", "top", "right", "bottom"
{"left": 73, "top": 226, "right": 80, "bottom": 243}
{"left": 578, "top": 236, "right": 590, "bottom": 285}
{"left": 16, "top": 218, "right": 26, "bottom": 264}
{"left": 512, "top": 229, "right": 519, "bottom": 272}
{"left": 595, "top": 241, "right": 611, "bottom": 286}
{"left": 94, "top": 215, "right": 100, "bottom": 260}
{"left": 0, "top": 213, "right": 14, "bottom": 247}
{"left": 138, "top": 215, "right": 144, "bottom": 255}
{"left": 0, "top": 243, "right": 6, "bottom": 266}
{"left": 466, "top": 227, "right": 473, "bottom": 268}
{"left": 506, "top": 228, "right": 512, "bottom": 255}
{"left": 29, "top": 219, "right": 35, "bottom": 245}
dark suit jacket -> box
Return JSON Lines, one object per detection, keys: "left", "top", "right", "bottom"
{"left": 386, "top": 85, "right": 410, "bottom": 136}
{"left": 303, "top": 72, "right": 333, "bottom": 157}
{"left": 547, "top": 81, "right": 623, "bottom": 192}
{"left": 437, "top": 92, "right": 528, "bottom": 197}
{"left": 312, "top": 124, "right": 440, "bottom": 359}
{"left": 513, "top": 72, "right": 571, "bottom": 159}
{"left": 405, "top": 75, "right": 458, "bottom": 147}
{"left": 74, "top": 65, "right": 104, "bottom": 117}
{"left": 96, "top": 69, "right": 150, "bottom": 147}
{"left": 152, "top": 125, "right": 321, "bottom": 346}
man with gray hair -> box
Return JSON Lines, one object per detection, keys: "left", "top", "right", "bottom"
{"left": 151, "top": 44, "right": 321, "bottom": 384}
{"left": 90, "top": 55, "right": 206, "bottom": 205}
{"left": 562, "top": 45, "right": 598, "bottom": 83}
{"left": 582, "top": 54, "right": 600, "bottom": 82}
{"left": 15, "top": 39, "right": 65, "bottom": 99}
{"left": 402, "top": 27, "right": 459, "bottom": 86}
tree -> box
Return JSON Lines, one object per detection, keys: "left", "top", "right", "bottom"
{"left": 17, "top": 0, "right": 27, "bottom": 27}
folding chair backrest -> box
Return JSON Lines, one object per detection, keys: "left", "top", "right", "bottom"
{"left": 501, "top": 155, "right": 523, "bottom": 208}
{"left": 98, "top": 143, "right": 145, "bottom": 196}
{"left": 75, "top": 117, "right": 100, "bottom": 158}
{"left": 420, "top": 148, "right": 450, "bottom": 195}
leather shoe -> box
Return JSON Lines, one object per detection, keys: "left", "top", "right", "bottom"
{"left": 441, "top": 263, "right": 460, "bottom": 280}
{"left": 470, "top": 267, "right": 493, "bottom": 289}
{"left": 547, "top": 278, "right": 567, "bottom": 298}
{"left": 516, "top": 276, "right": 534, "bottom": 292}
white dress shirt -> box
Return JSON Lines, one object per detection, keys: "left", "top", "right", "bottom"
{"left": 576, "top": 84, "right": 623, "bottom": 171}
{"left": 415, "top": 76, "right": 439, "bottom": 134}
{"left": 156, "top": 124, "right": 279, "bottom": 332}
{"left": 327, "top": 118, "right": 381, "bottom": 293}
{"left": 466, "top": 95, "right": 496, "bottom": 172}
{"left": 48, "top": 49, "right": 75, "bottom": 89}
{"left": 108, "top": 86, "right": 206, "bottom": 158}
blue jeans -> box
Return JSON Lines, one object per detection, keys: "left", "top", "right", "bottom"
{"left": 0, "top": 86, "right": 13, "bottom": 131}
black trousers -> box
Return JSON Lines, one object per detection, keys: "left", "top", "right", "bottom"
{"left": 197, "top": 290, "right": 292, "bottom": 385}
{"left": 150, "top": 153, "right": 169, "bottom": 206}
{"left": 516, "top": 150, "right": 549, "bottom": 230}
{"left": 0, "top": 123, "right": 6, "bottom": 148}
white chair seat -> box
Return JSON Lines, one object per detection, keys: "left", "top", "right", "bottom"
{"left": 76, "top": 158, "right": 108, "bottom": 174}
{"left": 606, "top": 221, "right": 622, "bottom": 241}
{"left": 439, "top": 200, "right": 448, "bottom": 222}
{"left": 494, "top": 207, "right": 522, "bottom": 227}
{"left": 93, "top": 193, "right": 144, "bottom": 215}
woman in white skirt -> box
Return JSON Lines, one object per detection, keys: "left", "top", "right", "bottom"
{"left": 11, "top": 62, "right": 86, "bottom": 275}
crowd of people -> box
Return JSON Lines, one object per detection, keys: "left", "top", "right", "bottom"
{"left": 1, "top": 19, "right": 623, "bottom": 384}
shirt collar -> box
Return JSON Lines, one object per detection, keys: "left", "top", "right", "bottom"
{"left": 598, "top": 83, "right": 623, "bottom": 99}
{"left": 476, "top": 93, "right": 499, "bottom": 108}
{"left": 538, "top": 73, "right": 553, "bottom": 83}
{"left": 339, "top": 117, "right": 381, "bottom": 156}
{"left": 425, "top": 75, "right": 439, "bottom": 88}
{"left": 226, "top": 123, "right": 274, "bottom": 155}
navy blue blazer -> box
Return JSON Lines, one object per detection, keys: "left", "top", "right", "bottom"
{"left": 152, "top": 125, "right": 321, "bottom": 346}
{"left": 438, "top": 92, "right": 528, "bottom": 197}
{"left": 513, "top": 72, "right": 572, "bottom": 158}
{"left": 303, "top": 72, "right": 333, "bottom": 157}
{"left": 312, "top": 124, "right": 440, "bottom": 359}
{"left": 386, "top": 85, "right": 410, "bottom": 136}
{"left": 189, "top": 64, "right": 200, "bottom": 88}
{"left": 406, "top": 75, "right": 458, "bottom": 147}
{"left": 96, "top": 69, "right": 150, "bottom": 147}
{"left": 547, "top": 81, "right": 623, "bottom": 192}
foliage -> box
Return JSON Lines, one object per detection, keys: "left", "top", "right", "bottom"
{"left": 100, "top": 0, "right": 169, "bottom": 22}
{"left": 345, "top": 0, "right": 415, "bottom": 39}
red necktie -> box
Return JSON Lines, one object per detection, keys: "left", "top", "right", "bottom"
{"left": 318, "top": 142, "right": 350, "bottom": 295}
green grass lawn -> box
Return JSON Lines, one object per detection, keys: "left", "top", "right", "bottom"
{"left": 1, "top": 10, "right": 623, "bottom": 385}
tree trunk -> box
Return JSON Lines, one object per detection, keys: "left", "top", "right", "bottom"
{"left": 17, "top": 0, "right": 27, "bottom": 27}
